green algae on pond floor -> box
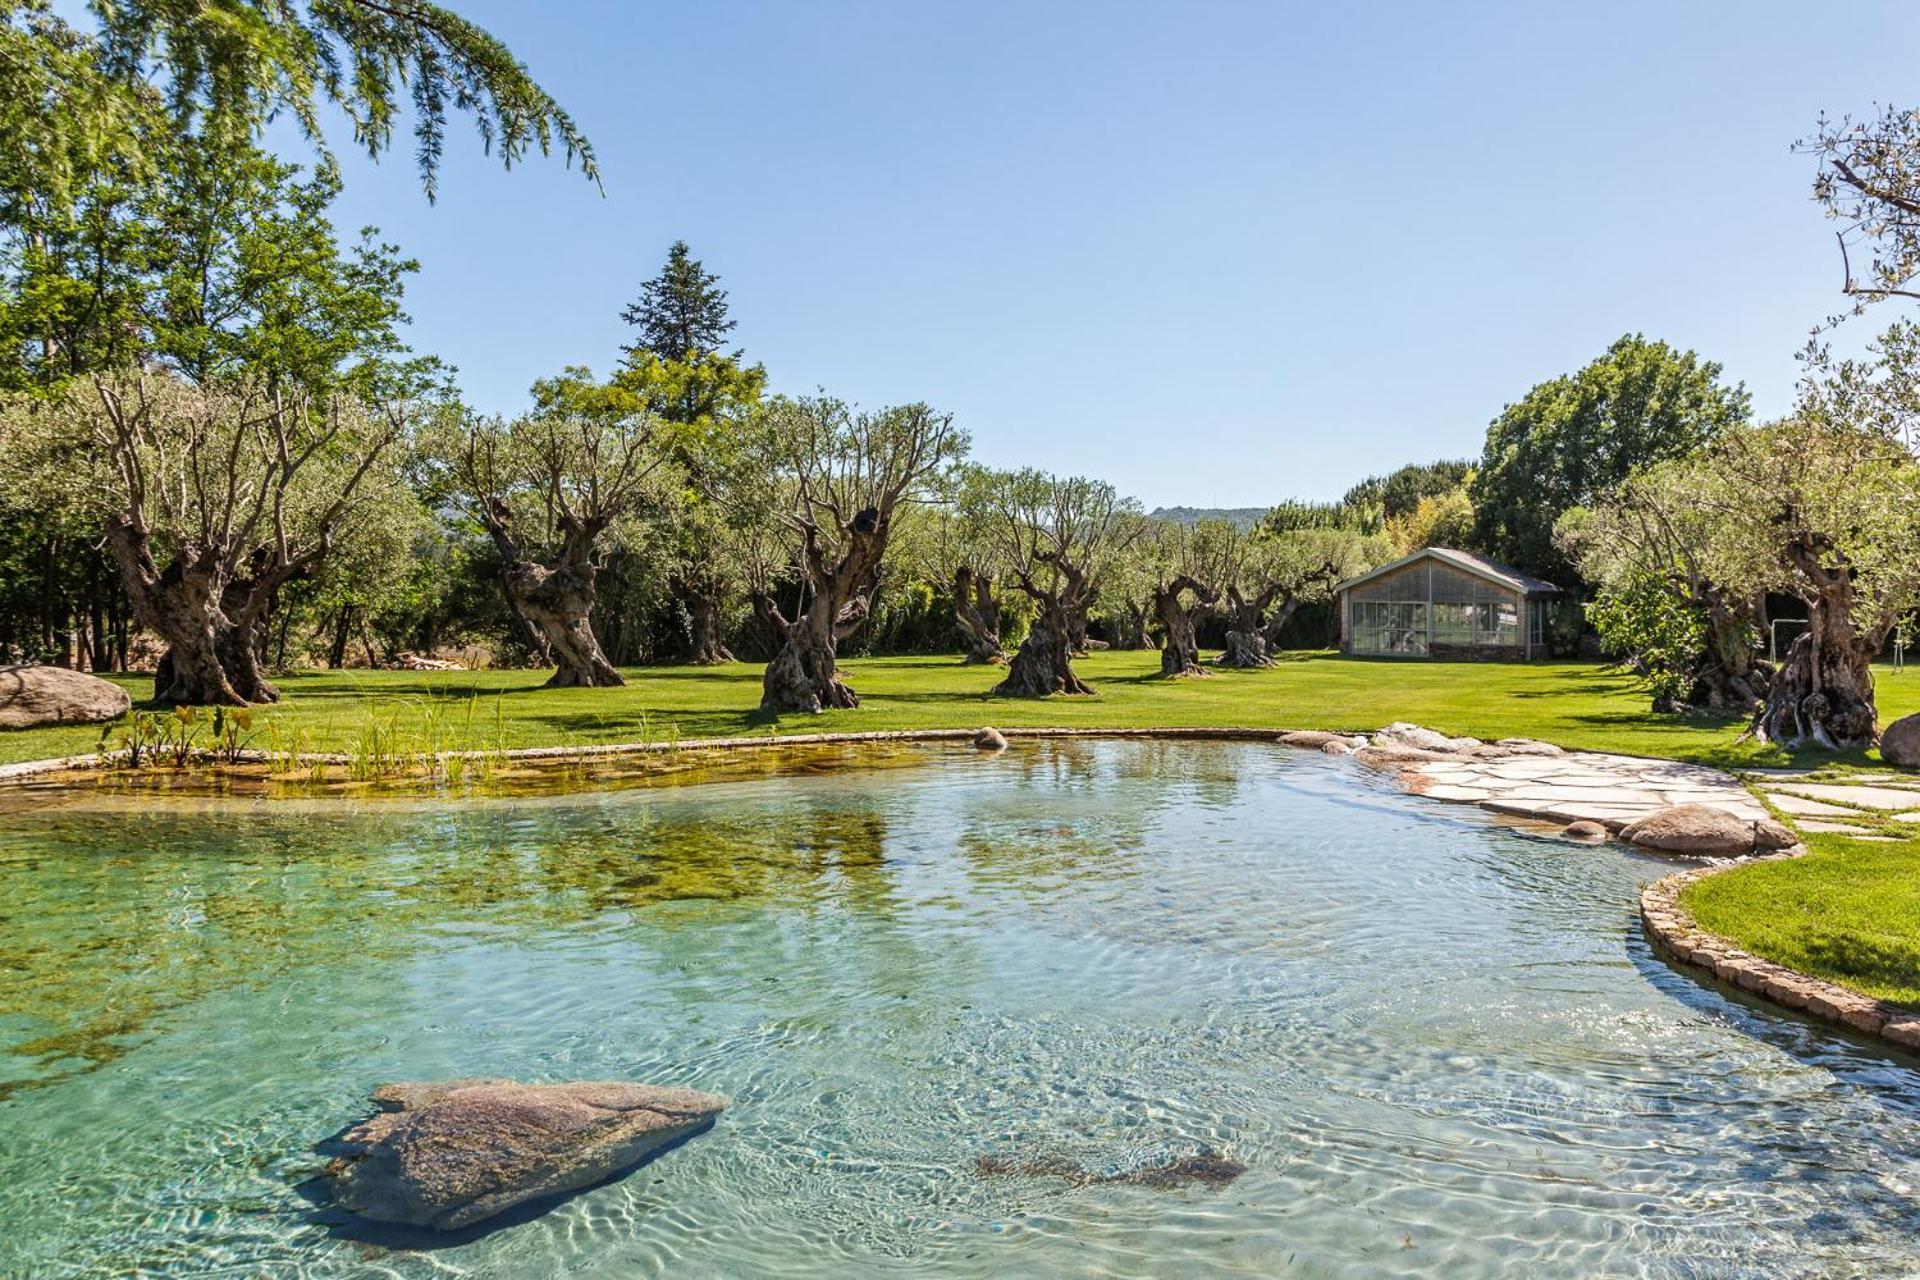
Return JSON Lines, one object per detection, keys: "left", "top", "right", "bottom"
{"left": 5, "top": 740, "right": 1920, "bottom": 1277}
{"left": 0, "top": 738, "right": 947, "bottom": 808}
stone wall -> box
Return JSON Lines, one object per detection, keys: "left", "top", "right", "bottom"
{"left": 1640, "top": 868, "right": 1920, "bottom": 1054}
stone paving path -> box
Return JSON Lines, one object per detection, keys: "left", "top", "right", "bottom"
{"left": 1404, "top": 751, "right": 1769, "bottom": 832}
{"left": 1744, "top": 770, "right": 1920, "bottom": 841}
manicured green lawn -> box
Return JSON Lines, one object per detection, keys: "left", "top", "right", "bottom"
{"left": 10, "top": 649, "right": 1919, "bottom": 767}
{"left": 1684, "top": 832, "right": 1920, "bottom": 1009}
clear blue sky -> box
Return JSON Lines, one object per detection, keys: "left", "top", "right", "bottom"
{"left": 309, "top": 0, "right": 1920, "bottom": 507}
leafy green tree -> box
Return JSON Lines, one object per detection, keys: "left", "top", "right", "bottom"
{"left": 617, "top": 241, "right": 766, "bottom": 659}
{"left": 1384, "top": 483, "right": 1475, "bottom": 555}
{"left": 1342, "top": 459, "right": 1474, "bottom": 522}
{"left": 2, "top": 0, "right": 593, "bottom": 213}
{"left": 3, "top": 133, "right": 419, "bottom": 393}
{"left": 1471, "top": 334, "right": 1750, "bottom": 585}
{"left": 1556, "top": 463, "right": 1768, "bottom": 712}
{"left": 1256, "top": 498, "right": 1380, "bottom": 537}
{"left": 1581, "top": 571, "right": 1711, "bottom": 712}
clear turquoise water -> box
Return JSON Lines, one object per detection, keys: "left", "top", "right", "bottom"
{"left": 2, "top": 740, "right": 1918, "bottom": 1278}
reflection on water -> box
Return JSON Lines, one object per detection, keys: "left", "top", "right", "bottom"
{"left": 1, "top": 741, "right": 1918, "bottom": 1278}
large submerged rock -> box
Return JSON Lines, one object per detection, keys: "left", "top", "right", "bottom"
{"left": 1619, "top": 804, "right": 1796, "bottom": 858}
{"left": 0, "top": 664, "right": 130, "bottom": 731}
{"left": 1881, "top": 713, "right": 1920, "bottom": 768}
{"left": 325, "top": 1079, "right": 727, "bottom": 1230}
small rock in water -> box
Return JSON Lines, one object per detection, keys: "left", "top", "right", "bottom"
{"left": 973, "top": 727, "right": 1008, "bottom": 751}
{"left": 1561, "top": 820, "right": 1608, "bottom": 841}
{"left": 974, "top": 1149, "right": 1246, "bottom": 1191}
{"left": 323, "top": 1079, "right": 727, "bottom": 1231}
{"left": 1321, "top": 740, "right": 1354, "bottom": 756}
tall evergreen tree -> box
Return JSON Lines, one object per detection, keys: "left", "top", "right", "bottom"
{"left": 617, "top": 241, "right": 765, "bottom": 663}
{"left": 621, "top": 240, "right": 736, "bottom": 368}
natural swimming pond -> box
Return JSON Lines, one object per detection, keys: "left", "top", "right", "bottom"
{"left": 1, "top": 739, "right": 1917, "bottom": 1277}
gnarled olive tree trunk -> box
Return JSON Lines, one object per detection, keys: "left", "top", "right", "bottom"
{"left": 761, "top": 591, "right": 873, "bottom": 712}
{"left": 747, "top": 588, "right": 789, "bottom": 660}
{"left": 1153, "top": 576, "right": 1213, "bottom": 677}
{"left": 1750, "top": 613, "right": 1877, "bottom": 749}
{"left": 1217, "top": 565, "right": 1336, "bottom": 670}
{"left": 480, "top": 501, "right": 624, "bottom": 689}
{"left": 1113, "top": 600, "right": 1152, "bottom": 651}
{"left": 995, "top": 597, "right": 1093, "bottom": 696}
{"left": 683, "top": 589, "right": 736, "bottom": 665}
{"left": 502, "top": 557, "right": 623, "bottom": 687}
{"left": 1218, "top": 587, "right": 1274, "bottom": 669}
{"left": 1684, "top": 586, "right": 1769, "bottom": 710}
{"left": 1747, "top": 542, "right": 1879, "bottom": 749}
{"left": 105, "top": 515, "right": 283, "bottom": 705}
{"left": 997, "top": 558, "right": 1097, "bottom": 697}
{"left": 761, "top": 515, "right": 886, "bottom": 714}
{"left": 952, "top": 565, "right": 1004, "bottom": 665}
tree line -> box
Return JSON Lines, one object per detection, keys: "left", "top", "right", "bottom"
{"left": 2, "top": 2, "right": 1917, "bottom": 749}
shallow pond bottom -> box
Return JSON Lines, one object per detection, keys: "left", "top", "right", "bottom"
{"left": 1, "top": 740, "right": 1916, "bottom": 1277}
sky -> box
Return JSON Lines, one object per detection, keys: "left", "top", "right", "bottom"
{"left": 299, "top": 0, "right": 1920, "bottom": 507}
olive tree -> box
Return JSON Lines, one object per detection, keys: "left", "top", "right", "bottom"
{"left": 928, "top": 468, "right": 1018, "bottom": 665}
{"left": 1218, "top": 528, "right": 1383, "bottom": 668}
{"left": 1143, "top": 518, "right": 1234, "bottom": 677}
{"left": 757, "top": 396, "right": 965, "bottom": 713}
{"left": 1, "top": 370, "right": 409, "bottom": 703}
{"left": 1556, "top": 464, "right": 1771, "bottom": 712}
{"left": 448, "top": 372, "right": 664, "bottom": 688}
{"left": 984, "top": 471, "right": 1143, "bottom": 697}
{"left": 1804, "top": 106, "right": 1920, "bottom": 331}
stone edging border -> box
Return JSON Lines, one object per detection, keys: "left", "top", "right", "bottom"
{"left": 1640, "top": 865, "right": 1920, "bottom": 1053}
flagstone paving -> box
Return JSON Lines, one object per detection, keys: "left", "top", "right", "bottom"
{"left": 1768, "top": 783, "right": 1920, "bottom": 810}
{"left": 1336, "top": 724, "right": 1918, "bottom": 847}
{"left": 1402, "top": 751, "right": 1769, "bottom": 831}
{"left": 1744, "top": 772, "right": 1920, "bottom": 844}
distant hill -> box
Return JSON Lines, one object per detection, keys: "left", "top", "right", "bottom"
{"left": 1148, "top": 506, "right": 1268, "bottom": 530}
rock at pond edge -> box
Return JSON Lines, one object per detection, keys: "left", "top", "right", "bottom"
{"left": 1619, "top": 804, "right": 1795, "bottom": 857}
{"left": 973, "top": 727, "right": 1008, "bottom": 751}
